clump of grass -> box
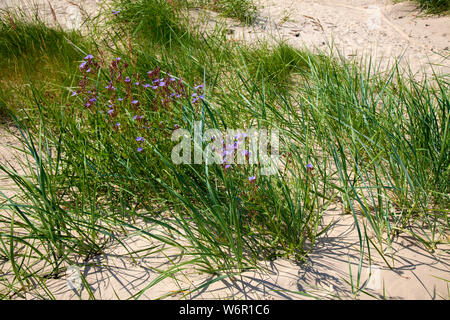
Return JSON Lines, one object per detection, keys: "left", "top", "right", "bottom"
{"left": 416, "top": 0, "right": 449, "bottom": 13}
{"left": 110, "top": 0, "right": 189, "bottom": 43}
{"left": 0, "top": 9, "right": 92, "bottom": 120}
{"left": 240, "top": 42, "right": 311, "bottom": 93}
{"left": 211, "top": 0, "right": 258, "bottom": 24}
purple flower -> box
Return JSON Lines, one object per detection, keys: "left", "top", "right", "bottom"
{"left": 137, "top": 147, "right": 143, "bottom": 152}
{"left": 131, "top": 100, "right": 139, "bottom": 105}
{"left": 152, "top": 79, "right": 159, "bottom": 83}
{"left": 176, "top": 94, "right": 182, "bottom": 98}
{"left": 112, "top": 10, "right": 120, "bottom": 15}
{"left": 124, "top": 76, "right": 131, "bottom": 83}
{"left": 174, "top": 124, "right": 180, "bottom": 129}
{"left": 224, "top": 164, "right": 231, "bottom": 169}
{"left": 143, "top": 83, "right": 151, "bottom": 88}
{"left": 136, "top": 136, "right": 145, "bottom": 142}
{"left": 133, "top": 115, "right": 138, "bottom": 121}
{"left": 135, "top": 81, "right": 140, "bottom": 86}
{"left": 108, "top": 109, "right": 114, "bottom": 115}
{"left": 106, "top": 82, "right": 116, "bottom": 90}
{"left": 159, "top": 81, "right": 166, "bottom": 86}
{"left": 306, "top": 163, "right": 313, "bottom": 169}
{"left": 138, "top": 115, "right": 144, "bottom": 120}
{"left": 194, "top": 84, "right": 204, "bottom": 90}
{"left": 147, "top": 70, "right": 153, "bottom": 76}
{"left": 71, "top": 91, "right": 77, "bottom": 96}
{"left": 118, "top": 97, "right": 123, "bottom": 101}
{"left": 84, "top": 54, "right": 94, "bottom": 60}
{"left": 116, "top": 57, "right": 121, "bottom": 61}
{"left": 116, "top": 122, "right": 121, "bottom": 127}
{"left": 86, "top": 68, "right": 91, "bottom": 73}
{"left": 248, "top": 176, "right": 256, "bottom": 182}
{"left": 241, "top": 150, "right": 249, "bottom": 156}
{"left": 79, "top": 61, "right": 87, "bottom": 69}
{"left": 170, "top": 77, "right": 176, "bottom": 82}
{"left": 192, "top": 93, "right": 198, "bottom": 97}
{"left": 152, "top": 85, "right": 159, "bottom": 90}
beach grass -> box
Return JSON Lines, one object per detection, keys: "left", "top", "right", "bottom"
{"left": 0, "top": 0, "right": 448, "bottom": 299}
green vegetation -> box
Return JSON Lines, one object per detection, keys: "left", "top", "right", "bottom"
{"left": 0, "top": 0, "right": 448, "bottom": 299}
{"left": 417, "top": 0, "right": 450, "bottom": 13}
{"left": 0, "top": 10, "right": 92, "bottom": 120}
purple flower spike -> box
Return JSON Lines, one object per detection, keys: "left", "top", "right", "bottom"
{"left": 84, "top": 54, "right": 94, "bottom": 60}
{"left": 79, "top": 61, "right": 87, "bottom": 69}
{"left": 248, "top": 176, "right": 256, "bottom": 182}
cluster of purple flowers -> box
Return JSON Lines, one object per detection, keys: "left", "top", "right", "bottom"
{"left": 72, "top": 55, "right": 191, "bottom": 155}
{"left": 72, "top": 55, "right": 101, "bottom": 107}
{"left": 191, "top": 84, "right": 205, "bottom": 104}
{"left": 217, "top": 132, "right": 257, "bottom": 184}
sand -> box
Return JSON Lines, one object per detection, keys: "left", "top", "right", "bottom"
{"left": 0, "top": 0, "right": 449, "bottom": 300}
{"left": 196, "top": 0, "right": 450, "bottom": 77}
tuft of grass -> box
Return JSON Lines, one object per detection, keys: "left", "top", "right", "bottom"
{"left": 211, "top": 0, "right": 258, "bottom": 24}
{"left": 417, "top": 0, "right": 449, "bottom": 13}
{"left": 0, "top": 9, "right": 93, "bottom": 120}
